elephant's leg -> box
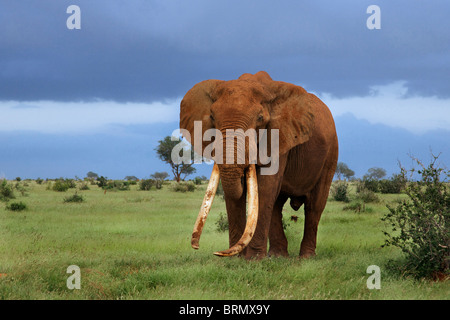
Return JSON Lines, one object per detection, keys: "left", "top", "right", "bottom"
{"left": 224, "top": 192, "right": 247, "bottom": 255}
{"left": 268, "top": 194, "right": 289, "bottom": 257}
{"left": 244, "top": 158, "right": 287, "bottom": 259}
{"left": 244, "top": 178, "right": 280, "bottom": 259}
{"left": 300, "top": 170, "right": 334, "bottom": 258}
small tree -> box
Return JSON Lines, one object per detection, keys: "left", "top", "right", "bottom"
{"left": 331, "top": 181, "right": 350, "bottom": 202}
{"left": 139, "top": 179, "right": 155, "bottom": 191}
{"left": 86, "top": 171, "right": 99, "bottom": 180}
{"left": 52, "top": 179, "right": 70, "bottom": 192}
{"left": 151, "top": 172, "right": 169, "bottom": 189}
{"left": 0, "top": 179, "right": 15, "bottom": 202}
{"left": 364, "top": 167, "right": 386, "bottom": 180}
{"left": 382, "top": 154, "right": 449, "bottom": 279}
{"left": 335, "top": 162, "right": 355, "bottom": 181}
{"left": 155, "top": 136, "right": 196, "bottom": 182}
{"left": 379, "top": 173, "right": 407, "bottom": 194}
{"left": 97, "top": 176, "right": 108, "bottom": 188}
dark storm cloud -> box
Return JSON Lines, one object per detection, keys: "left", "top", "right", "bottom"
{"left": 0, "top": 0, "right": 449, "bottom": 102}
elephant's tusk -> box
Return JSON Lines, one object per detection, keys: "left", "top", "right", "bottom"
{"left": 191, "top": 163, "right": 220, "bottom": 250}
{"left": 213, "top": 164, "right": 259, "bottom": 257}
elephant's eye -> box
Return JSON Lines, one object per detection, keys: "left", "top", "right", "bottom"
{"left": 257, "top": 114, "right": 264, "bottom": 122}
{"left": 210, "top": 114, "right": 215, "bottom": 122}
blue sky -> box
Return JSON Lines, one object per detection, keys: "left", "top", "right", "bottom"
{"left": 0, "top": 1, "right": 449, "bottom": 180}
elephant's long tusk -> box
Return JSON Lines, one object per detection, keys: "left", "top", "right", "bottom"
{"left": 191, "top": 163, "right": 220, "bottom": 250}
{"left": 213, "top": 164, "right": 259, "bottom": 257}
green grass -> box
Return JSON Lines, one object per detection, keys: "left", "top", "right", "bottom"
{"left": 0, "top": 181, "right": 448, "bottom": 300}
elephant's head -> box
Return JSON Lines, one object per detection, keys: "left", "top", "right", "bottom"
{"left": 180, "top": 71, "right": 315, "bottom": 256}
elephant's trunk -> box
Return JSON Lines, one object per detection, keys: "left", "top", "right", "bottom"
{"left": 218, "top": 164, "right": 245, "bottom": 200}
{"left": 191, "top": 122, "right": 259, "bottom": 256}
{"left": 215, "top": 125, "right": 255, "bottom": 200}
{"left": 214, "top": 164, "right": 259, "bottom": 257}
{"left": 191, "top": 163, "right": 259, "bottom": 257}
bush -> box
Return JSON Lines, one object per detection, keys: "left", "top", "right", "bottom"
{"left": 343, "top": 200, "right": 373, "bottom": 213}
{"left": 382, "top": 155, "right": 449, "bottom": 279}
{"left": 215, "top": 212, "right": 229, "bottom": 232}
{"left": 172, "top": 182, "right": 196, "bottom": 193}
{"left": 139, "top": 179, "right": 155, "bottom": 191}
{"left": 150, "top": 172, "right": 169, "bottom": 189}
{"left": 97, "top": 176, "right": 108, "bottom": 188}
{"left": 6, "top": 201, "right": 27, "bottom": 211}
{"left": 104, "top": 180, "right": 130, "bottom": 191}
{"left": 362, "top": 178, "right": 379, "bottom": 193}
{"left": 332, "top": 182, "right": 349, "bottom": 202}
{"left": 155, "top": 180, "right": 163, "bottom": 190}
{"left": 14, "top": 182, "right": 29, "bottom": 197}
{"left": 356, "top": 188, "right": 379, "bottom": 203}
{"left": 379, "top": 173, "right": 407, "bottom": 194}
{"left": 63, "top": 192, "right": 85, "bottom": 203}
{"left": 79, "top": 182, "right": 90, "bottom": 190}
{"left": 0, "top": 179, "right": 15, "bottom": 202}
{"left": 216, "top": 181, "right": 225, "bottom": 200}
{"left": 52, "top": 180, "right": 70, "bottom": 192}
{"left": 185, "top": 182, "right": 196, "bottom": 192}
{"left": 65, "top": 179, "right": 77, "bottom": 189}
{"left": 343, "top": 200, "right": 366, "bottom": 213}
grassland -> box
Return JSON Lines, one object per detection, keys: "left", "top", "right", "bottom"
{"left": 0, "top": 180, "right": 448, "bottom": 300}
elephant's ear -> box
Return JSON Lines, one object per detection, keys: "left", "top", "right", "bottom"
{"left": 180, "top": 79, "right": 224, "bottom": 158}
{"left": 267, "top": 81, "right": 315, "bottom": 156}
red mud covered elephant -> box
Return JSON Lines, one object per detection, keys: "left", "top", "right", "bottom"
{"left": 180, "top": 71, "right": 338, "bottom": 259}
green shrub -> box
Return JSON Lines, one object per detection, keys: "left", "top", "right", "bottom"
{"left": 14, "top": 182, "right": 29, "bottom": 197}
{"left": 6, "top": 201, "right": 27, "bottom": 211}
{"left": 105, "top": 180, "right": 130, "bottom": 191}
{"left": 382, "top": 155, "right": 449, "bottom": 279}
{"left": 139, "top": 179, "right": 155, "bottom": 191}
{"left": 332, "top": 182, "right": 349, "bottom": 202}
{"left": 150, "top": 172, "right": 169, "bottom": 189}
{"left": 186, "top": 182, "right": 196, "bottom": 192}
{"left": 171, "top": 182, "right": 195, "bottom": 193}
{"left": 216, "top": 181, "right": 225, "bottom": 200}
{"left": 36, "top": 178, "right": 44, "bottom": 185}
{"left": 63, "top": 192, "right": 85, "bottom": 203}
{"left": 65, "top": 179, "right": 77, "bottom": 189}
{"left": 79, "top": 182, "right": 90, "bottom": 190}
{"left": 0, "top": 179, "right": 15, "bottom": 202}
{"left": 362, "top": 178, "right": 379, "bottom": 193}
{"left": 343, "top": 200, "right": 368, "bottom": 213}
{"left": 97, "top": 176, "right": 108, "bottom": 188}
{"left": 155, "top": 180, "right": 163, "bottom": 190}
{"left": 379, "top": 173, "right": 407, "bottom": 194}
{"left": 215, "top": 212, "right": 229, "bottom": 232}
{"left": 52, "top": 180, "right": 70, "bottom": 192}
{"left": 356, "top": 188, "right": 379, "bottom": 203}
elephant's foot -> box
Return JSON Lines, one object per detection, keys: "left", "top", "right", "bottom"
{"left": 268, "top": 247, "right": 289, "bottom": 258}
{"left": 299, "top": 250, "right": 316, "bottom": 259}
{"left": 243, "top": 247, "right": 267, "bottom": 260}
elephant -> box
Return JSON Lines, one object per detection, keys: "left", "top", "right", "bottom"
{"left": 180, "top": 71, "right": 338, "bottom": 259}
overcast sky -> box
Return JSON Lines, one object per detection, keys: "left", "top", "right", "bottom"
{"left": 0, "top": 1, "right": 449, "bottom": 179}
